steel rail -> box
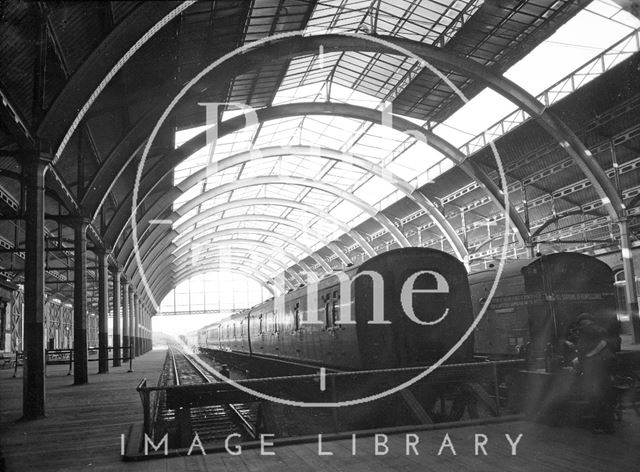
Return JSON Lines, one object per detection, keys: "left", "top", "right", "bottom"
{"left": 169, "top": 344, "right": 257, "bottom": 439}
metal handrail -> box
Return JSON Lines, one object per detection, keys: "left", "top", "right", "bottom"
{"left": 138, "top": 358, "right": 525, "bottom": 392}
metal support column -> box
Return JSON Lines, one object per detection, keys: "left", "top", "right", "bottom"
{"left": 145, "top": 310, "right": 149, "bottom": 352}
{"left": 23, "top": 155, "right": 49, "bottom": 419}
{"left": 138, "top": 298, "right": 143, "bottom": 355}
{"left": 140, "top": 308, "right": 145, "bottom": 353}
{"left": 139, "top": 297, "right": 143, "bottom": 356}
{"left": 128, "top": 287, "right": 135, "bottom": 359}
{"left": 145, "top": 310, "right": 150, "bottom": 352}
{"left": 97, "top": 251, "right": 109, "bottom": 373}
{"left": 133, "top": 293, "right": 140, "bottom": 357}
{"left": 141, "top": 310, "right": 145, "bottom": 354}
{"left": 73, "top": 219, "right": 90, "bottom": 384}
{"left": 620, "top": 219, "right": 640, "bottom": 343}
{"left": 121, "top": 280, "right": 129, "bottom": 363}
{"left": 111, "top": 268, "right": 121, "bottom": 366}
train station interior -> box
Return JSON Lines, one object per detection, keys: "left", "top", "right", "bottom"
{"left": 1, "top": 1, "right": 640, "bottom": 470}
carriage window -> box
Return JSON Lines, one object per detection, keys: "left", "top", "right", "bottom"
{"left": 332, "top": 291, "right": 340, "bottom": 325}
{"left": 294, "top": 302, "right": 300, "bottom": 331}
{"left": 259, "top": 314, "right": 263, "bottom": 334}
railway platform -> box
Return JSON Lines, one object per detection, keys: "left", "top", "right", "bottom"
{"left": 1, "top": 345, "right": 639, "bottom": 471}
{"left": 0, "top": 347, "right": 166, "bottom": 471}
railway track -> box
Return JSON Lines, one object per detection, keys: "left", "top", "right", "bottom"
{"left": 168, "top": 345, "right": 214, "bottom": 385}
{"left": 160, "top": 345, "right": 259, "bottom": 442}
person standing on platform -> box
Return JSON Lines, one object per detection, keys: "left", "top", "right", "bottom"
{"left": 572, "top": 313, "right": 616, "bottom": 434}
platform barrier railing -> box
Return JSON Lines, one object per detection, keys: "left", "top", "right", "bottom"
{"left": 136, "top": 350, "right": 174, "bottom": 439}
{"left": 10, "top": 350, "right": 71, "bottom": 377}
{"left": 10, "top": 346, "right": 136, "bottom": 378}
{"left": 92, "top": 345, "right": 135, "bottom": 369}
{"left": 137, "top": 379, "right": 152, "bottom": 435}
{"left": 136, "top": 355, "right": 526, "bottom": 448}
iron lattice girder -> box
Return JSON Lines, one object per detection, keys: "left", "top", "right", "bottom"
{"left": 138, "top": 231, "right": 303, "bottom": 288}
{"left": 39, "top": 28, "right": 620, "bottom": 258}
{"left": 36, "top": 2, "right": 182, "bottom": 151}
{"left": 172, "top": 225, "right": 334, "bottom": 273}
{"left": 84, "top": 26, "right": 623, "bottom": 230}
{"left": 110, "top": 32, "right": 621, "bottom": 220}
{"left": 126, "top": 192, "right": 370, "bottom": 300}
{"left": 171, "top": 213, "right": 352, "bottom": 265}
{"left": 153, "top": 262, "right": 288, "bottom": 306}
{"left": 168, "top": 247, "right": 307, "bottom": 285}
{"left": 339, "top": 149, "right": 640, "bottom": 257}
{"left": 108, "top": 102, "right": 530, "bottom": 287}
{"left": 0, "top": 127, "right": 109, "bottom": 266}
{"left": 121, "top": 101, "right": 640, "bottom": 278}
{"left": 144, "top": 238, "right": 312, "bottom": 298}
{"left": 170, "top": 145, "right": 467, "bottom": 259}
{"left": 117, "top": 200, "right": 176, "bottom": 265}
{"left": 124, "top": 240, "right": 176, "bottom": 296}
{"left": 171, "top": 259, "right": 293, "bottom": 291}
{"left": 468, "top": 195, "right": 640, "bottom": 260}
{"left": 171, "top": 257, "right": 295, "bottom": 291}
{"left": 127, "top": 233, "right": 176, "bottom": 290}
{"left": 41, "top": 31, "right": 620, "bottom": 289}
{"left": 313, "top": 34, "right": 623, "bottom": 219}
{"left": 141, "top": 217, "right": 337, "bottom": 300}
{"left": 396, "top": 123, "right": 640, "bottom": 245}
{"left": 128, "top": 220, "right": 314, "bottom": 287}
{"left": 86, "top": 32, "right": 588, "bottom": 244}
{"left": 443, "top": 121, "right": 640, "bottom": 214}
{"left": 170, "top": 232, "right": 324, "bottom": 281}
{"left": 173, "top": 173, "right": 409, "bottom": 248}
{"left": 117, "top": 196, "right": 376, "bottom": 283}
{"left": 117, "top": 156, "right": 415, "bottom": 289}
{"left": 122, "top": 224, "right": 178, "bottom": 272}
{"left": 170, "top": 264, "right": 278, "bottom": 298}
{"left": 105, "top": 101, "right": 528, "bottom": 251}
{"left": 454, "top": 158, "right": 640, "bottom": 244}
{"left": 125, "top": 136, "right": 472, "bottom": 298}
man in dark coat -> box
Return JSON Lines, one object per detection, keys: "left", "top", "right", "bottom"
{"left": 572, "top": 314, "right": 616, "bottom": 433}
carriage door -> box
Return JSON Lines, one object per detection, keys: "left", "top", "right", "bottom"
{"left": 0, "top": 298, "right": 6, "bottom": 351}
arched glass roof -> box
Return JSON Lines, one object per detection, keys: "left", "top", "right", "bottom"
{"left": 154, "top": 0, "right": 640, "bottom": 309}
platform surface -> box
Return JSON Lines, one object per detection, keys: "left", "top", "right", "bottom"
{"left": 0, "top": 348, "right": 166, "bottom": 471}
{"left": 1, "top": 347, "right": 639, "bottom": 472}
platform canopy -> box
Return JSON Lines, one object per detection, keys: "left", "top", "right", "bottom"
{"left": 0, "top": 0, "right": 639, "bottom": 313}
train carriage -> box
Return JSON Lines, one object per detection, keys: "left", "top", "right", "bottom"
{"left": 470, "top": 252, "right": 618, "bottom": 359}
{"left": 198, "top": 247, "right": 474, "bottom": 371}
